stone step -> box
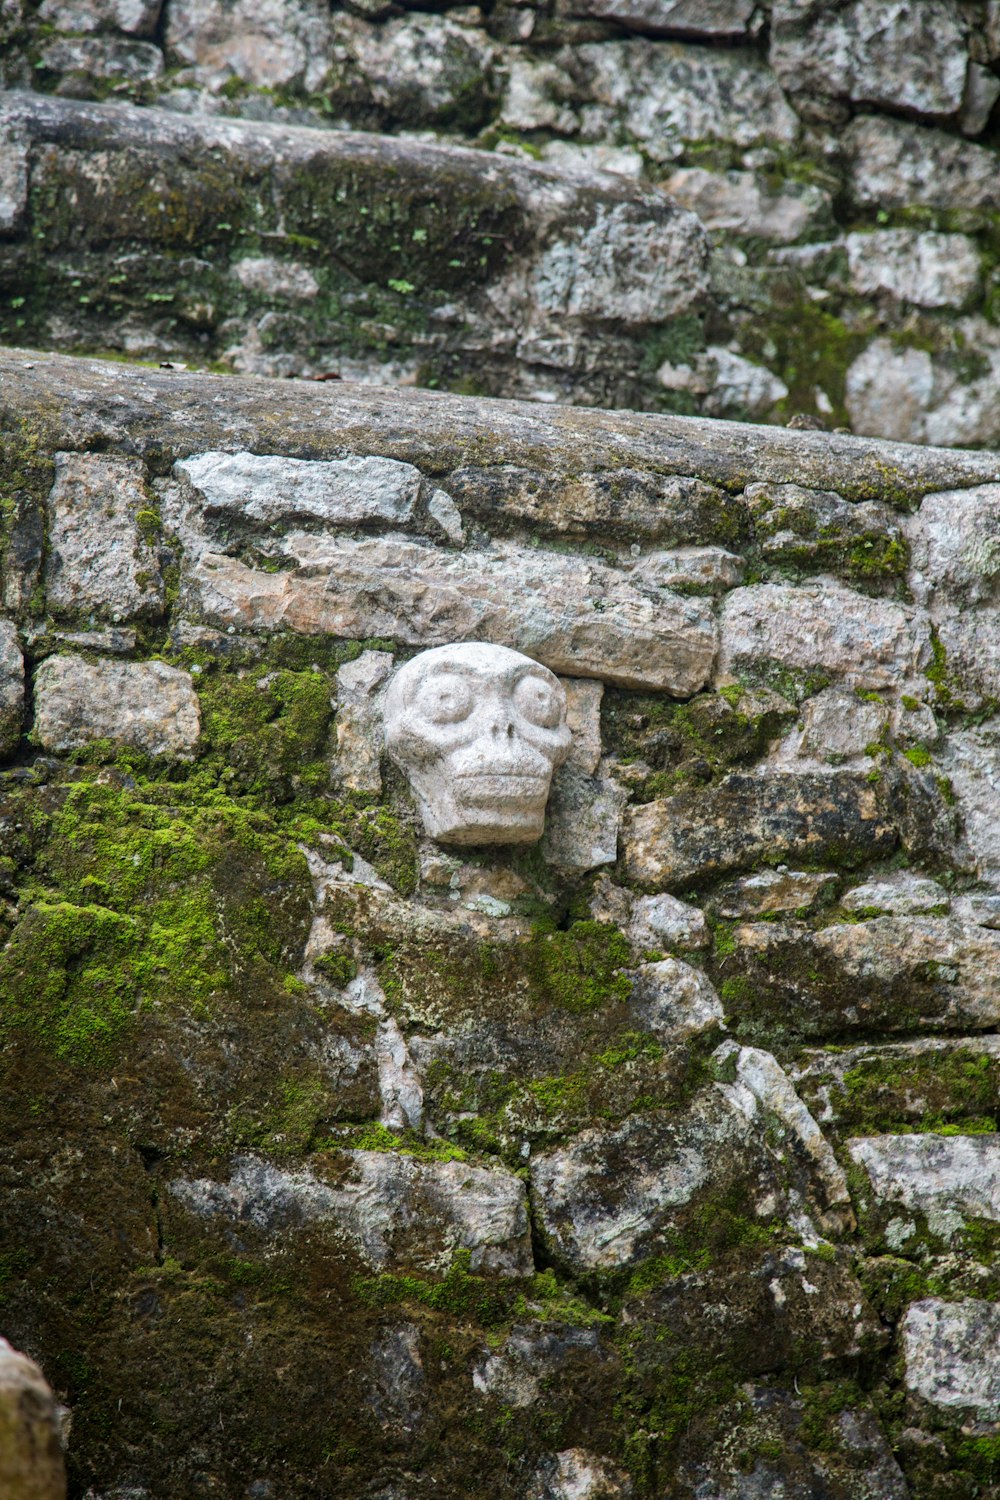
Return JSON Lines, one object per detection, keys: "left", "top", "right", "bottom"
{"left": 0, "top": 90, "right": 708, "bottom": 406}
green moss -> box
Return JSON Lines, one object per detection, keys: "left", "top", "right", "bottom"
{"left": 352, "top": 1248, "right": 515, "bottom": 1326}
{"left": 526, "top": 921, "right": 632, "bottom": 1014}
{"left": 197, "top": 665, "right": 332, "bottom": 799}
{"left": 903, "top": 744, "right": 932, "bottom": 768}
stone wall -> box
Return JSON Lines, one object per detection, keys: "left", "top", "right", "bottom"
{"left": 5, "top": 1, "right": 1000, "bottom": 434}
{"left": 3, "top": 348, "right": 1000, "bottom": 1497}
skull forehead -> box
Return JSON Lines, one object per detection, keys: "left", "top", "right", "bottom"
{"left": 388, "top": 642, "right": 558, "bottom": 702}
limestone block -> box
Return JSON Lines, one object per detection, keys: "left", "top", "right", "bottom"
{"left": 561, "top": 677, "right": 603, "bottom": 774}
{"left": 45, "top": 452, "right": 164, "bottom": 622}
{"left": 717, "top": 582, "right": 919, "bottom": 692}
{"left": 908, "top": 484, "right": 1000, "bottom": 607}
{"left": 725, "top": 917, "right": 1000, "bottom": 1035}
{"left": 526, "top": 1449, "right": 632, "bottom": 1500}
{"left": 0, "top": 619, "right": 24, "bottom": 756}
{"left": 169, "top": 1151, "right": 533, "bottom": 1275}
{"left": 845, "top": 230, "right": 981, "bottom": 309}
{"left": 578, "top": 40, "right": 800, "bottom": 163}
{"left": 34, "top": 655, "right": 200, "bottom": 758}
{"left": 798, "top": 685, "right": 889, "bottom": 764}
{"left": 0, "top": 1339, "right": 66, "bottom": 1500}
{"left": 231, "top": 258, "right": 319, "bottom": 300}
{"left": 622, "top": 770, "right": 895, "bottom": 889}
{"left": 939, "top": 718, "right": 1000, "bottom": 883}
{"left": 712, "top": 869, "right": 838, "bottom": 919}
{"left": 770, "top": 0, "right": 969, "bottom": 119}
{"left": 530, "top": 199, "right": 708, "bottom": 324}
{"left": 631, "top": 547, "right": 744, "bottom": 594}
{"left": 903, "top": 1299, "right": 1000, "bottom": 1427}
{"left": 848, "top": 1134, "right": 1000, "bottom": 1225}
{"left": 325, "top": 13, "right": 499, "bottom": 130}
{"left": 333, "top": 650, "right": 394, "bottom": 795}
{"left": 384, "top": 643, "right": 571, "bottom": 847}
{"left": 664, "top": 166, "right": 830, "bottom": 243}
{"left": 627, "top": 892, "right": 709, "bottom": 950}
{"left": 844, "top": 115, "right": 1000, "bottom": 221}
{"left": 541, "top": 765, "right": 624, "bottom": 872}
{"left": 564, "top": 0, "right": 758, "bottom": 37}
{"left": 0, "top": 139, "right": 28, "bottom": 234}
{"left": 745, "top": 481, "right": 904, "bottom": 575}
{"left": 39, "top": 0, "right": 162, "bottom": 33}
{"left": 187, "top": 535, "right": 718, "bottom": 693}
{"left": 530, "top": 1044, "right": 849, "bottom": 1272}
{"left": 165, "top": 0, "right": 332, "bottom": 91}
{"left": 628, "top": 957, "right": 724, "bottom": 1045}
{"left": 175, "top": 450, "right": 422, "bottom": 528}
{"left": 39, "top": 34, "right": 163, "bottom": 82}
{"left": 841, "top": 872, "right": 949, "bottom": 916}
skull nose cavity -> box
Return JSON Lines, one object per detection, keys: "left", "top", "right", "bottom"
{"left": 507, "top": 723, "right": 514, "bottom": 738}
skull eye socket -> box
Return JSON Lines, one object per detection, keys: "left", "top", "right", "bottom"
{"left": 418, "top": 674, "right": 474, "bottom": 725}
{"left": 512, "top": 674, "right": 562, "bottom": 729}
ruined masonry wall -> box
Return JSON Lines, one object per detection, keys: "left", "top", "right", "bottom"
{"left": 3, "top": 350, "right": 1000, "bottom": 1498}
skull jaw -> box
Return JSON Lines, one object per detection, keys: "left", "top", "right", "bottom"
{"left": 416, "top": 772, "right": 552, "bottom": 847}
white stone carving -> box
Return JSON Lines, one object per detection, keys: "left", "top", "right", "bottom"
{"left": 383, "top": 642, "right": 572, "bottom": 846}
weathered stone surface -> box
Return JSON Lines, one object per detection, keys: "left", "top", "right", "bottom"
{"left": 542, "top": 765, "right": 625, "bottom": 871}
{"left": 848, "top": 1133, "right": 1000, "bottom": 1226}
{"left": 577, "top": 40, "right": 799, "bottom": 163}
{"left": 841, "top": 871, "right": 949, "bottom": 916}
{"left": 565, "top": 0, "right": 759, "bottom": 38}
{"left": 723, "top": 917, "right": 1000, "bottom": 1036}
{"left": 621, "top": 771, "right": 896, "bottom": 889}
{"left": 717, "top": 583, "right": 920, "bottom": 692}
{"left": 628, "top": 891, "right": 709, "bottom": 950}
{"left": 170, "top": 1150, "right": 533, "bottom": 1275}
{"left": 0, "top": 1340, "right": 66, "bottom": 1500}
{"left": 473, "top": 1326, "right": 605, "bottom": 1411}
{"left": 39, "top": 34, "right": 163, "bottom": 84}
{"left": 324, "top": 12, "right": 499, "bottom": 130}
{"left": 531, "top": 1044, "right": 849, "bottom": 1272}
{"left": 796, "top": 685, "right": 889, "bottom": 765}
{"left": 790, "top": 1035, "right": 1000, "bottom": 1130}
{"left": 746, "top": 480, "right": 904, "bottom": 580}
{"left": 845, "top": 230, "right": 980, "bottom": 308}
{"left": 176, "top": 450, "right": 423, "bottom": 529}
{"left": 230, "top": 256, "right": 319, "bottom": 300}
{"left": 908, "top": 484, "right": 1000, "bottom": 607}
{"left": 526, "top": 1449, "right": 633, "bottom": 1500}
{"left": 903, "top": 1299, "right": 1000, "bottom": 1427}
{"left": 40, "top": 0, "right": 161, "bottom": 32}
{"left": 939, "top": 718, "right": 1000, "bottom": 884}
{"left": 629, "top": 957, "right": 723, "bottom": 1044}
{"left": 844, "top": 114, "right": 1000, "bottom": 221}
{"left": 7, "top": 349, "right": 1000, "bottom": 505}
{"left": 664, "top": 166, "right": 830, "bottom": 243}
{"left": 332, "top": 649, "right": 393, "bottom": 794}
{"left": 0, "top": 620, "right": 24, "bottom": 757}
{"left": 561, "top": 677, "right": 603, "bottom": 774}
{"left": 165, "top": 0, "right": 332, "bottom": 90}
{"left": 185, "top": 534, "right": 718, "bottom": 693}
{"left": 712, "top": 868, "right": 837, "bottom": 919}
{"left": 45, "top": 451, "right": 164, "bottom": 622}
{"left": 771, "top": 0, "right": 969, "bottom": 119}
{"left": 33, "top": 654, "right": 200, "bottom": 756}
{"left": 658, "top": 346, "right": 789, "bottom": 421}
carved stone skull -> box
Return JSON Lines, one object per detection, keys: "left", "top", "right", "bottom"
{"left": 383, "top": 642, "right": 572, "bottom": 846}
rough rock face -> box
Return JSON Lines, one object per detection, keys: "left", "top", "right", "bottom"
{"left": 5, "top": 0, "right": 1000, "bottom": 435}
{"left": 3, "top": 351, "right": 1000, "bottom": 1499}
{"left": 0, "top": 1340, "right": 67, "bottom": 1500}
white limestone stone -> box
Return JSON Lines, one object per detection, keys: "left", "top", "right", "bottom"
{"left": 187, "top": 534, "right": 718, "bottom": 692}
{"left": 561, "top": 677, "right": 603, "bottom": 774}
{"left": 848, "top": 1134, "right": 1000, "bottom": 1224}
{"left": 713, "top": 868, "right": 837, "bottom": 919}
{"left": 632, "top": 547, "right": 745, "bottom": 593}
{"left": 45, "top": 452, "right": 164, "bottom": 622}
{"left": 34, "top": 655, "right": 200, "bottom": 758}
{"left": 384, "top": 643, "right": 571, "bottom": 847}
{"left": 165, "top": 0, "right": 331, "bottom": 91}
{"left": 170, "top": 1150, "right": 532, "bottom": 1275}
{"left": 628, "top": 892, "right": 709, "bottom": 950}
{"left": 841, "top": 872, "right": 950, "bottom": 916}
{"left": 231, "top": 257, "right": 319, "bottom": 301}
{"left": 39, "top": 0, "right": 162, "bottom": 33}
{"left": 903, "top": 1299, "right": 1000, "bottom": 1426}
{"left": 542, "top": 765, "right": 625, "bottom": 871}
{"left": 0, "top": 620, "right": 23, "bottom": 757}
{"left": 565, "top": 0, "right": 758, "bottom": 38}
{"left": 0, "top": 140, "right": 28, "bottom": 234}
{"left": 939, "top": 718, "right": 1000, "bottom": 884}
{"left": 664, "top": 166, "right": 829, "bottom": 243}
{"left": 717, "top": 583, "right": 920, "bottom": 692}
{"left": 426, "top": 488, "right": 465, "bottom": 545}
{"left": 175, "top": 450, "right": 422, "bottom": 528}
{"left": 526, "top": 1449, "right": 633, "bottom": 1500}
{"left": 908, "top": 484, "right": 1000, "bottom": 608}
{"left": 333, "top": 649, "right": 394, "bottom": 794}
{"left": 845, "top": 230, "right": 981, "bottom": 309}
{"left": 798, "top": 685, "right": 889, "bottom": 764}
{"left": 629, "top": 957, "right": 724, "bottom": 1044}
